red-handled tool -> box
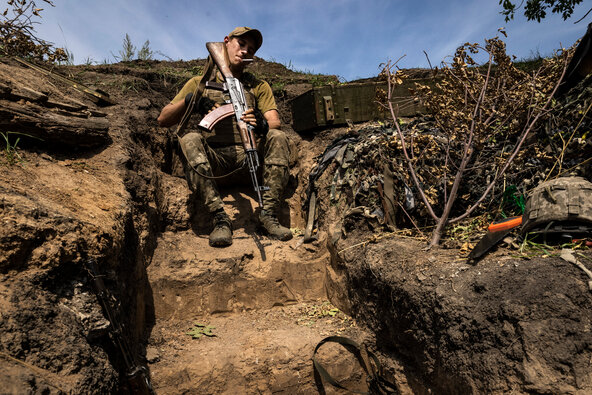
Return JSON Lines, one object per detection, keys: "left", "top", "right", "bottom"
{"left": 487, "top": 216, "right": 523, "bottom": 232}
{"left": 469, "top": 215, "right": 524, "bottom": 263}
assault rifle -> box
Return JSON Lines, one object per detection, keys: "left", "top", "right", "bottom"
{"left": 199, "top": 41, "right": 269, "bottom": 208}
{"left": 84, "top": 259, "right": 155, "bottom": 395}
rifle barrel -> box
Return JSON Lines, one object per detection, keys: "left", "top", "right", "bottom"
{"left": 246, "top": 151, "right": 264, "bottom": 207}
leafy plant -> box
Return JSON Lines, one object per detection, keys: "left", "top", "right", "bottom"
{"left": 499, "top": 0, "right": 586, "bottom": 22}
{"left": 297, "top": 301, "right": 348, "bottom": 327}
{"left": 120, "top": 80, "right": 139, "bottom": 93}
{"left": 1, "top": 131, "right": 37, "bottom": 165}
{"left": 117, "top": 78, "right": 149, "bottom": 93}
{"left": 271, "top": 81, "right": 285, "bottom": 92}
{"left": 519, "top": 235, "right": 554, "bottom": 257}
{"left": 2, "top": 131, "right": 22, "bottom": 164}
{"left": 112, "top": 34, "right": 158, "bottom": 62}
{"left": 58, "top": 46, "right": 74, "bottom": 65}
{"left": 186, "top": 322, "right": 216, "bottom": 339}
{"left": 112, "top": 33, "right": 135, "bottom": 62}
{"left": 517, "top": 236, "right": 589, "bottom": 259}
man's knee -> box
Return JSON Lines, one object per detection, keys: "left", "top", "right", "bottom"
{"left": 266, "top": 128, "right": 287, "bottom": 141}
{"left": 264, "top": 128, "right": 290, "bottom": 167}
{"left": 180, "top": 132, "right": 209, "bottom": 168}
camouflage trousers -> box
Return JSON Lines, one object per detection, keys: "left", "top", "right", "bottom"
{"left": 179, "top": 129, "right": 290, "bottom": 214}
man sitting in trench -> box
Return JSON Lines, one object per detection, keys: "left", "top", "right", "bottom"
{"left": 157, "top": 27, "right": 292, "bottom": 247}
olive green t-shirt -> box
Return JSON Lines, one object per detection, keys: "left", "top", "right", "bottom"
{"left": 172, "top": 70, "right": 277, "bottom": 146}
{"left": 172, "top": 71, "right": 276, "bottom": 113}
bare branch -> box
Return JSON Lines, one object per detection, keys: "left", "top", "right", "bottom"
{"left": 385, "top": 61, "right": 440, "bottom": 222}
{"left": 450, "top": 56, "right": 569, "bottom": 223}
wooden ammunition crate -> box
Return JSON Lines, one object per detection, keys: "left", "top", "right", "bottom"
{"left": 290, "top": 80, "right": 425, "bottom": 132}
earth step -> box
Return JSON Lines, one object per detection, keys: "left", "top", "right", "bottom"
{"left": 147, "top": 303, "right": 371, "bottom": 394}
{"left": 148, "top": 229, "right": 328, "bottom": 319}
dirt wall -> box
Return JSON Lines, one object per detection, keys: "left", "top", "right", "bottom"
{"left": 327, "top": 224, "right": 592, "bottom": 394}
{"left": 0, "top": 58, "right": 173, "bottom": 392}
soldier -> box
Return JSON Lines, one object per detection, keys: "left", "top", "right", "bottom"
{"left": 157, "top": 27, "right": 292, "bottom": 247}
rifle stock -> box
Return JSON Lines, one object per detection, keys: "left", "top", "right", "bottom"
{"left": 206, "top": 42, "right": 233, "bottom": 79}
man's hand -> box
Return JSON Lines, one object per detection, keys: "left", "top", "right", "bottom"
{"left": 198, "top": 96, "right": 219, "bottom": 115}
{"left": 184, "top": 93, "right": 219, "bottom": 115}
{"left": 240, "top": 108, "right": 257, "bottom": 126}
{"left": 241, "top": 108, "right": 269, "bottom": 135}
{"left": 157, "top": 94, "right": 223, "bottom": 128}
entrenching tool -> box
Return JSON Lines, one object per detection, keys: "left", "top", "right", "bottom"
{"left": 468, "top": 216, "right": 523, "bottom": 263}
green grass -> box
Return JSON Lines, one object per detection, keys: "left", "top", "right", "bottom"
{"left": 186, "top": 322, "right": 216, "bottom": 339}
{"left": 1, "top": 132, "right": 43, "bottom": 165}
{"left": 517, "top": 233, "right": 590, "bottom": 258}
{"left": 2, "top": 132, "right": 25, "bottom": 165}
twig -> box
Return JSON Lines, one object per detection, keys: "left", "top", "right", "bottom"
{"left": 423, "top": 50, "right": 433, "bottom": 71}
{"left": 429, "top": 53, "right": 495, "bottom": 246}
{"left": 544, "top": 99, "right": 592, "bottom": 181}
{"left": 556, "top": 156, "right": 592, "bottom": 177}
{"left": 386, "top": 61, "right": 439, "bottom": 222}
{"left": 396, "top": 200, "right": 426, "bottom": 238}
{"left": 337, "top": 231, "right": 427, "bottom": 255}
{"left": 574, "top": 7, "right": 592, "bottom": 24}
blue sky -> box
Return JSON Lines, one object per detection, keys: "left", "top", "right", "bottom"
{"left": 12, "top": 0, "right": 590, "bottom": 81}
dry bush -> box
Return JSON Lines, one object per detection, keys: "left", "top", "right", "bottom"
{"left": 1, "top": 0, "right": 67, "bottom": 62}
{"left": 379, "top": 34, "right": 572, "bottom": 246}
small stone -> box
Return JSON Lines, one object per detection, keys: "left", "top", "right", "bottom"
{"left": 145, "top": 346, "right": 160, "bottom": 363}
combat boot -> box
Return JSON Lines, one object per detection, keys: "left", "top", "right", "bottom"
{"left": 259, "top": 209, "right": 292, "bottom": 241}
{"left": 209, "top": 210, "right": 232, "bottom": 247}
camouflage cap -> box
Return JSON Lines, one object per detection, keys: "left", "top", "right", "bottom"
{"left": 228, "top": 26, "right": 263, "bottom": 51}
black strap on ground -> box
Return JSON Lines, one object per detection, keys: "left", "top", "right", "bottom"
{"left": 312, "top": 336, "right": 399, "bottom": 395}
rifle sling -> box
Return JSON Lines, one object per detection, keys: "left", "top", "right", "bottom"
{"left": 175, "top": 56, "right": 214, "bottom": 138}
{"left": 312, "top": 336, "right": 399, "bottom": 395}
{"left": 175, "top": 57, "right": 243, "bottom": 180}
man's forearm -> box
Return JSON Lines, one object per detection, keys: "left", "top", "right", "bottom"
{"left": 157, "top": 100, "right": 186, "bottom": 127}
{"left": 264, "top": 109, "right": 281, "bottom": 130}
